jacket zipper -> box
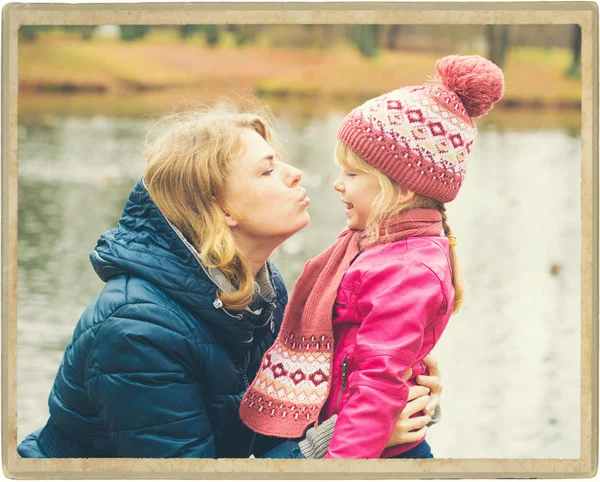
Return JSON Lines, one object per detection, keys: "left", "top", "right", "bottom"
{"left": 164, "top": 206, "right": 274, "bottom": 456}
{"left": 213, "top": 298, "right": 243, "bottom": 320}
{"left": 161, "top": 212, "right": 278, "bottom": 323}
{"left": 268, "top": 301, "right": 276, "bottom": 335}
{"left": 163, "top": 213, "right": 256, "bottom": 321}
{"left": 334, "top": 356, "right": 349, "bottom": 415}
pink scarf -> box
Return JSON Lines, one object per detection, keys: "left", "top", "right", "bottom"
{"left": 239, "top": 208, "right": 442, "bottom": 437}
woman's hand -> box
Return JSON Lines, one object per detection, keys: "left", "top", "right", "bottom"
{"left": 384, "top": 355, "right": 443, "bottom": 448}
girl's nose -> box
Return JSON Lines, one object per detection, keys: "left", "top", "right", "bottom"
{"left": 333, "top": 178, "right": 345, "bottom": 192}
{"left": 286, "top": 165, "right": 302, "bottom": 187}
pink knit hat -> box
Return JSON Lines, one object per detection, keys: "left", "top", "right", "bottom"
{"left": 337, "top": 55, "right": 505, "bottom": 202}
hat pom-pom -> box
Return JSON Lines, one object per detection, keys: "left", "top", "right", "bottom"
{"left": 435, "top": 55, "right": 505, "bottom": 118}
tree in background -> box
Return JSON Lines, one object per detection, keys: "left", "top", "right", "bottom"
{"left": 178, "top": 24, "right": 226, "bottom": 46}
{"left": 19, "top": 25, "right": 52, "bottom": 42}
{"left": 348, "top": 25, "right": 380, "bottom": 59}
{"left": 202, "top": 25, "right": 221, "bottom": 47}
{"left": 119, "top": 25, "right": 150, "bottom": 42}
{"left": 486, "top": 25, "right": 510, "bottom": 68}
{"left": 382, "top": 25, "right": 402, "bottom": 50}
{"left": 79, "top": 26, "right": 96, "bottom": 41}
{"left": 179, "top": 25, "right": 201, "bottom": 40}
{"left": 225, "top": 25, "right": 260, "bottom": 46}
{"left": 19, "top": 26, "right": 38, "bottom": 42}
{"left": 62, "top": 26, "right": 97, "bottom": 41}
{"left": 568, "top": 24, "right": 581, "bottom": 78}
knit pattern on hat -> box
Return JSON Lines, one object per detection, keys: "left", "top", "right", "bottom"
{"left": 337, "top": 55, "right": 504, "bottom": 203}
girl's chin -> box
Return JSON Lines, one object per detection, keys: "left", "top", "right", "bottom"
{"left": 345, "top": 219, "right": 365, "bottom": 231}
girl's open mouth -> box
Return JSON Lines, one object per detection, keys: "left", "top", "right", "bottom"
{"left": 342, "top": 201, "right": 354, "bottom": 212}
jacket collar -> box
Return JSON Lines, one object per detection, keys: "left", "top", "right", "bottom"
{"left": 90, "top": 178, "right": 282, "bottom": 361}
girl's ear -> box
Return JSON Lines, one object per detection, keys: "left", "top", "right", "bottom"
{"left": 397, "top": 186, "right": 415, "bottom": 205}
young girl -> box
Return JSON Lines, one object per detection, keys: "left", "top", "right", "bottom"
{"left": 241, "top": 55, "right": 504, "bottom": 458}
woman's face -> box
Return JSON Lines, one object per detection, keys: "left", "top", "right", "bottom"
{"left": 222, "top": 129, "right": 311, "bottom": 243}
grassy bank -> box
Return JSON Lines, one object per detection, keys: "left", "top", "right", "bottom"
{"left": 19, "top": 33, "right": 581, "bottom": 109}
{"left": 17, "top": 90, "right": 582, "bottom": 134}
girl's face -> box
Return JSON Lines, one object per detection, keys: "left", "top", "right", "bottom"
{"left": 333, "top": 168, "right": 381, "bottom": 230}
{"left": 222, "top": 129, "right": 311, "bottom": 243}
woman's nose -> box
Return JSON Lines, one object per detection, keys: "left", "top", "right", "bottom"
{"left": 333, "top": 178, "right": 344, "bottom": 192}
{"left": 287, "top": 165, "right": 302, "bottom": 187}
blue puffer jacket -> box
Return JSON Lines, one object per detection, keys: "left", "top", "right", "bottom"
{"left": 17, "top": 179, "right": 291, "bottom": 458}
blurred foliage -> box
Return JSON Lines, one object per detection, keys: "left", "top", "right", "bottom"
{"left": 80, "top": 26, "right": 96, "bottom": 41}
{"left": 203, "top": 25, "right": 220, "bottom": 47}
{"left": 18, "top": 33, "right": 581, "bottom": 108}
{"left": 486, "top": 25, "right": 510, "bottom": 68}
{"left": 19, "top": 25, "right": 52, "bottom": 42}
{"left": 17, "top": 23, "right": 582, "bottom": 76}
{"left": 225, "top": 25, "right": 260, "bottom": 46}
{"left": 17, "top": 24, "right": 581, "bottom": 112}
{"left": 179, "top": 25, "right": 200, "bottom": 40}
{"left": 177, "top": 25, "right": 221, "bottom": 46}
{"left": 61, "top": 26, "right": 96, "bottom": 41}
{"left": 19, "top": 26, "right": 38, "bottom": 42}
{"left": 348, "top": 25, "right": 380, "bottom": 59}
{"left": 567, "top": 25, "right": 581, "bottom": 78}
{"left": 119, "top": 25, "right": 150, "bottom": 42}
{"left": 20, "top": 25, "right": 96, "bottom": 42}
{"left": 383, "top": 25, "right": 402, "bottom": 49}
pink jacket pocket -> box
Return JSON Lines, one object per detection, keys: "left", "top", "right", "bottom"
{"left": 333, "top": 281, "right": 361, "bottom": 324}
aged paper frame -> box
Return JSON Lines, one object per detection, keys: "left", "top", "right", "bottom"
{"left": 2, "top": 2, "right": 598, "bottom": 479}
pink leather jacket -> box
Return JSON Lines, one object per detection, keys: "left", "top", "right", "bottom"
{"left": 321, "top": 236, "right": 455, "bottom": 458}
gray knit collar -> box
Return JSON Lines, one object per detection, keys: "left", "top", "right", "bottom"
{"left": 141, "top": 178, "right": 276, "bottom": 311}
{"left": 163, "top": 214, "right": 275, "bottom": 311}
{"left": 255, "top": 264, "right": 276, "bottom": 301}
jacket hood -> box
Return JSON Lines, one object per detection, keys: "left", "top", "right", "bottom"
{"left": 90, "top": 178, "right": 284, "bottom": 359}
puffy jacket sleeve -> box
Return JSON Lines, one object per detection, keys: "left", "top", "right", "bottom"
{"left": 325, "top": 261, "right": 444, "bottom": 458}
{"left": 84, "top": 302, "right": 216, "bottom": 458}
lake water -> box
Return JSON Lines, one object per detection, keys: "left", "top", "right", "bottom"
{"left": 16, "top": 106, "right": 581, "bottom": 458}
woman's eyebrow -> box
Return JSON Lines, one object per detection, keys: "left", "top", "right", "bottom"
{"left": 256, "top": 153, "right": 275, "bottom": 165}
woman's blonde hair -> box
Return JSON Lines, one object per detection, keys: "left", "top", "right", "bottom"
{"left": 335, "top": 141, "right": 465, "bottom": 313}
{"left": 144, "top": 105, "right": 284, "bottom": 311}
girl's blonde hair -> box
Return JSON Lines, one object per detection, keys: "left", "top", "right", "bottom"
{"left": 335, "top": 141, "right": 465, "bottom": 313}
{"left": 144, "top": 106, "right": 284, "bottom": 311}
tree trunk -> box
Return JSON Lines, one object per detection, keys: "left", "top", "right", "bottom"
{"left": 568, "top": 25, "right": 581, "bottom": 78}
{"left": 385, "top": 25, "right": 402, "bottom": 50}
{"left": 80, "top": 26, "right": 96, "bottom": 41}
{"left": 349, "top": 25, "right": 380, "bottom": 59}
{"left": 486, "top": 25, "right": 510, "bottom": 68}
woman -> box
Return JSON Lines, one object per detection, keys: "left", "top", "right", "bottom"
{"left": 18, "top": 108, "right": 441, "bottom": 458}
